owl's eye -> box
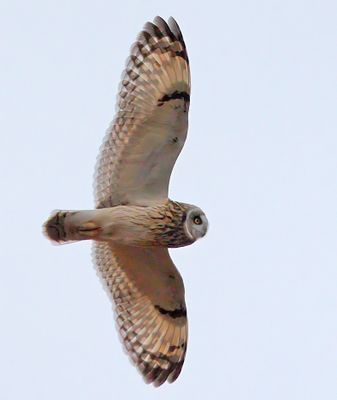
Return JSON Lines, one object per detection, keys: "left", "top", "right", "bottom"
{"left": 193, "top": 215, "right": 202, "bottom": 225}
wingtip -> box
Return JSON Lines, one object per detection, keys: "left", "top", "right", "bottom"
{"left": 149, "top": 16, "right": 183, "bottom": 42}
{"left": 168, "top": 17, "right": 183, "bottom": 41}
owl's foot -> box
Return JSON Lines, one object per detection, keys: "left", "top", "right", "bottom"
{"left": 77, "top": 221, "right": 102, "bottom": 238}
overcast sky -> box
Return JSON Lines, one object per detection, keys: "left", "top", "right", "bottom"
{"left": 1, "top": 0, "right": 337, "bottom": 399}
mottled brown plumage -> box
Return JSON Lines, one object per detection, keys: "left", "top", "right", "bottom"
{"left": 43, "top": 16, "right": 208, "bottom": 386}
{"left": 44, "top": 200, "right": 201, "bottom": 248}
{"left": 94, "top": 242, "right": 188, "bottom": 386}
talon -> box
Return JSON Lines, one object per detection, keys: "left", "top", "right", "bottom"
{"left": 78, "top": 221, "right": 101, "bottom": 237}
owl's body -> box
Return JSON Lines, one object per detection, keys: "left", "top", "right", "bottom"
{"left": 44, "top": 17, "right": 208, "bottom": 386}
{"left": 45, "top": 200, "right": 205, "bottom": 248}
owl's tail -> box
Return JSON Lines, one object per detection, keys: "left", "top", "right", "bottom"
{"left": 43, "top": 210, "right": 103, "bottom": 244}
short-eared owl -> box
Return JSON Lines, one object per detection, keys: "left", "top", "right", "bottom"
{"left": 44, "top": 16, "right": 208, "bottom": 386}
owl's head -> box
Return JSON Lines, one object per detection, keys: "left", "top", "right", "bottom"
{"left": 151, "top": 201, "right": 208, "bottom": 248}
{"left": 184, "top": 206, "right": 208, "bottom": 241}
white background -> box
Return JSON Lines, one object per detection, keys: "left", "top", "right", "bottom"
{"left": 1, "top": 0, "right": 336, "bottom": 399}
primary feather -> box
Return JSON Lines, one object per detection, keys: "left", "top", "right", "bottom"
{"left": 94, "top": 16, "right": 190, "bottom": 208}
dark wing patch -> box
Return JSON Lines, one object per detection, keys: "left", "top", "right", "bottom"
{"left": 94, "top": 16, "right": 191, "bottom": 208}
{"left": 94, "top": 242, "right": 188, "bottom": 386}
{"left": 157, "top": 91, "right": 190, "bottom": 107}
{"left": 155, "top": 305, "right": 187, "bottom": 319}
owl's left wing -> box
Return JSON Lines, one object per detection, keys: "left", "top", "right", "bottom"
{"left": 94, "top": 242, "right": 188, "bottom": 386}
{"left": 95, "top": 16, "right": 190, "bottom": 207}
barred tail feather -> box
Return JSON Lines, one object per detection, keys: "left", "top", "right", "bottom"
{"left": 43, "top": 210, "right": 102, "bottom": 244}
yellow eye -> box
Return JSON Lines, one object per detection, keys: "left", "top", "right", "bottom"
{"left": 193, "top": 216, "right": 202, "bottom": 225}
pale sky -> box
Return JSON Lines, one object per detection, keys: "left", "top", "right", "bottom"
{"left": 1, "top": 0, "right": 337, "bottom": 399}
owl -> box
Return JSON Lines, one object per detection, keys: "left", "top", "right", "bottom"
{"left": 44, "top": 16, "right": 208, "bottom": 386}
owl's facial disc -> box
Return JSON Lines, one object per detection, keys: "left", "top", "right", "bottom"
{"left": 184, "top": 207, "right": 208, "bottom": 241}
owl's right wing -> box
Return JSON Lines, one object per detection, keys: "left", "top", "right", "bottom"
{"left": 93, "top": 242, "right": 188, "bottom": 386}
{"left": 95, "top": 16, "right": 190, "bottom": 208}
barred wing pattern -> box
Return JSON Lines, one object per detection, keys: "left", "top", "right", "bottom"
{"left": 95, "top": 16, "right": 190, "bottom": 208}
{"left": 93, "top": 17, "right": 190, "bottom": 385}
{"left": 94, "top": 242, "right": 188, "bottom": 386}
